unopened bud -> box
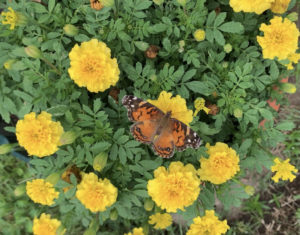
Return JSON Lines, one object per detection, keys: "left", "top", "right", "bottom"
{"left": 286, "top": 12, "right": 298, "bottom": 22}
{"left": 144, "top": 198, "right": 154, "bottom": 211}
{"left": 25, "top": 45, "right": 42, "bottom": 59}
{"left": 150, "top": 74, "right": 157, "bottom": 81}
{"left": 222, "top": 61, "right": 229, "bottom": 68}
{"left": 4, "top": 59, "right": 16, "bottom": 70}
{"left": 46, "top": 172, "right": 61, "bottom": 186}
{"left": 0, "top": 144, "right": 13, "bottom": 154}
{"left": 59, "top": 131, "right": 77, "bottom": 145}
{"left": 145, "top": 45, "right": 159, "bottom": 59}
{"left": 179, "top": 40, "right": 185, "bottom": 48}
{"left": 110, "top": 208, "right": 118, "bottom": 221}
{"left": 14, "top": 184, "right": 26, "bottom": 197}
{"left": 16, "top": 12, "right": 28, "bottom": 26}
{"left": 63, "top": 24, "right": 78, "bottom": 37}
{"left": 244, "top": 185, "right": 255, "bottom": 196}
{"left": 93, "top": 152, "right": 108, "bottom": 172}
{"left": 224, "top": 43, "right": 232, "bottom": 53}
{"left": 281, "top": 83, "right": 296, "bottom": 94}
{"left": 233, "top": 108, "right": 243, "bottom": 118}
{"left": 56, "top": 226, "right": 66, "bottom": 235}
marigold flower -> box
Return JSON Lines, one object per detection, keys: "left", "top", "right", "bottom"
{"left": 1, "top": 7, "right": 27, "bottom": 30}
{"left": 149, "top": 212, "right": 172, "bottom": 229}
{"left": 90, "top": 0, "right": 104, "bottom": 10}
{"left": 76, "top": 172, "right": 118, "bottom": 212}
{"left": 61, "top": 165, "right": 82, "bottom": 192}
{"left": 194, "top": 29, "right": 205, "bottom": 41}
{"left": 26, "top": 179, "right": 59, "bottom": 206}
{"left": 16, "top": 112, "right": 64, "bottom": 157}
{"left": 147, "top": 161, "right": 200, "bottom": 213}
{"left": 145, "top": 45, "right": 159, "bottom": 59}
{"left": 124, "top": 227, "right": 145, "bottom": 235}
{"left": 198, "top": 143, "right": 240, "bottom": 184}
{"left": 33, "top": 213, "right": 65, "bottom": 235}
{"left": 186, "top": 210, "right": 229, "bottom": 235}
{"left": 148, "top": 91, "right": 193, "bottom": 125}
{"left": 267, "top": 99, "right": 280, "bottom": 111}
{"left": 229, "top": 0, "right": 274, "bottom": 14}
{"left": 194, "top": 98, "right": 210, "bottom": 116}
{"left": 68, "top": 39, "right": 120, "bottom": 92}
{"left": 271, "top": 0, "right": 290, "bottom": 14}
{"left": 257, "top": 16, "right": 299, "bottom": 61}
{"left": 271, "top": 158, "right": 298, "bottom": 183}
{"left": 286, "top": 52, "right": 300, "bottom": 70}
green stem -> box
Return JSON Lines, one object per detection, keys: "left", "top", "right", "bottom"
{"left": 41, "top": 57, "right": 62, "bottom": 75}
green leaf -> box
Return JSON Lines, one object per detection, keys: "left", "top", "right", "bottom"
{"left": 239, "top": 139, "right": 253, "bottom": 154}
{"left": 135, "top": 0, "right": 152, "bottom": 10}
{"left": 214, "top": 12, "right": 227, "bottom": 27}
{"left": 185, "top": 81, "right": 213, "bottom": 96}
{"left": 213, "top": 29, "right": 225, "bottom": 46}
{"left": 218, "top": 22, "right": 244, "bottom": 33}
{"left": 134, "top": 41, "right": 149, "bottom": 51}
{"left": 182, "top": 69, "right": 196, "bottom": 82}
{"left": 48, "top": 0, "right": 55, "bottom": 13}
{"left": 276, "top": 122, "right": 295, "bottom": 131}
{"left": 133, "top": 190, "right": 148, "bottom": 197}
{"left": 259, "top": 108, "right": 273, "bottom": 120}
{"left": 206, "top": 11, "right": 216, "bottom": 26}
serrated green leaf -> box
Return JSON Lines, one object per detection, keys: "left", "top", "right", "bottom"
{"left": 218, "top": 22, "right": 244, "bottom": 33}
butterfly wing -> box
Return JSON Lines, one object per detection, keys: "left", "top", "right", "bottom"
{"left": 122, "top": 95, "right": 164, "bottom": 144}
{"left": 171, "top": 119, "right": 201, "bottom": 151}
{"left": 152, "top": 127, "right": 175, "bottom": 158}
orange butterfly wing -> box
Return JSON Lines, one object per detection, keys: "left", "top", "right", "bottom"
{"left": 122, "top": 95, "right": 201, "bottom": 158}
{"left": 122, "top": 95, "right": 164, "bottom": 144}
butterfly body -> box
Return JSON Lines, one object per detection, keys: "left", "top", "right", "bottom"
{"left": 122, "top": 95, "right": 201, "bottom": 158}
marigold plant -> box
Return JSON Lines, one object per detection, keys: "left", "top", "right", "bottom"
{"left": 33, "top": 213, "right": 65, "bottom": 235}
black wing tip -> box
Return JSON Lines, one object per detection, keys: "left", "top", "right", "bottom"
{"left": 122, "top": 95, "right": 132, "bottom": 105}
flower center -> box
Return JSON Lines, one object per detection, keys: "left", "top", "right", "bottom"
{"left": 81, "top": 57, "right": 103, "bottom": 76}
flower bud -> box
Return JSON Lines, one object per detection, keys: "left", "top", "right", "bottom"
{"left": 286, "top": 12, "right": 298, "bottom": 22}
{"left": 14, "top": 184, "right": 26, "bottom": 197}
{"left": 63, "top": 24, "right": 78, "bottom": 37}
{"left": 101, "top": 0, "right": 115, "bottom": 7}
{"left": 233, "top": 108, "right": 243, "bottom": 118}
{"left": 179, "top": 40, "right": 185, "bottom": 48}
{"left": 25, "top": 45, "right": 42, "bottom": 59}
{"left": 224, "top": 43, "right": 232, "bottom": 53}
{"left": 144, "top": 198, "right": 154, "bottom": 211}
{"left": 4, "top": 59, "right": 17, "bottom": 70}
{"left": 150, "top": 74, "right": 157, "bottom": 81}
{"left": 222, "top": 61, "right": 229, "bottom": 68}
{"left": 153, "top": 0, "right": 164, "bottom": 5}
{"left": 15, "top": 12, "right": 28, "bottom": 26}
{"left": 281, "top": 83, "right": 296, "bottom": 94}
{"left": 244, "top": 185, "right": 255, "bottom": 196}
{"left": 193, "top": 29, "right": 205, "bottom": 41}
{"left": 93, "top": 152, "right": 108, "bottom": 172}
{"left": 0, "top": 144, "right": 13, "bottom": 154}
{"left": 110, "top": 208, "right": 118, "bottom": 221}
{"left": 59, "top": 131, "right": 77, "bottom": 145}
{"left": 56, "top": 226, "right": 67, "bottom": 235}
{"left": 46, "top": 172, "right": 61, "bottom": 186}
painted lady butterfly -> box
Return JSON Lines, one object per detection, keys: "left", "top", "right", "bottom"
{"left": 122, "top": 95, "right": 201, "bottom": 158}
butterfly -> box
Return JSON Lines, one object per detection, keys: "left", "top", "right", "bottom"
{"left": 122, "top": 95, "right": 201, "bottom": 158}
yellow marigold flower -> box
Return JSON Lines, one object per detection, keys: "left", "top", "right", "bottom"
{"left": 33, "top": 213, "right": 65, "bottom": 235}
{"left": 186, "top": 210, "right": 229, "bottom": 235}
{"left": 147, "top": 161, "right": 200, "bottom": 213}
{"left": 76, "top": 172, "right": 118, "bottom": 212}
{"left": 1, "top": 7, "right": 17, "bottom": 30}
{"left": 257, "top": 16, "right": 299, "bottom": 60}
{"left": 149, "top": 212, "right": 172, "bottom": 229}
{"left": 271, "top": 0, "right": 290, "bottom": 14}
{"left": 68, "top": 39, "right": 120, "bottom": 93}
{"left": 148, "top": 91, "right": 193, "bottom": 125}
{"left": 286, "top": 52, "right": 300, "bottom": 70}
{"left": 271, "top": 158, "right": 298, "bottom": 183}
{"left": 16, "top": 112, "right": 64, "bottom": 158}
{"left": 124, "top": 227, "right": 145, "bottom": 235}
{"left": 229, "top": 0, "right": 274, "bottom": 14}
{"left": 194, "top": 98, "right": 210, "bottom": 116}
{"left": 26, "top": 179, "right": 59, "bottom": 206}
{"left": 194, "top": 29, "right": 205, "bottom": 41}
{"left": 198, "top": 142, "right": 240, "bottom": 184}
